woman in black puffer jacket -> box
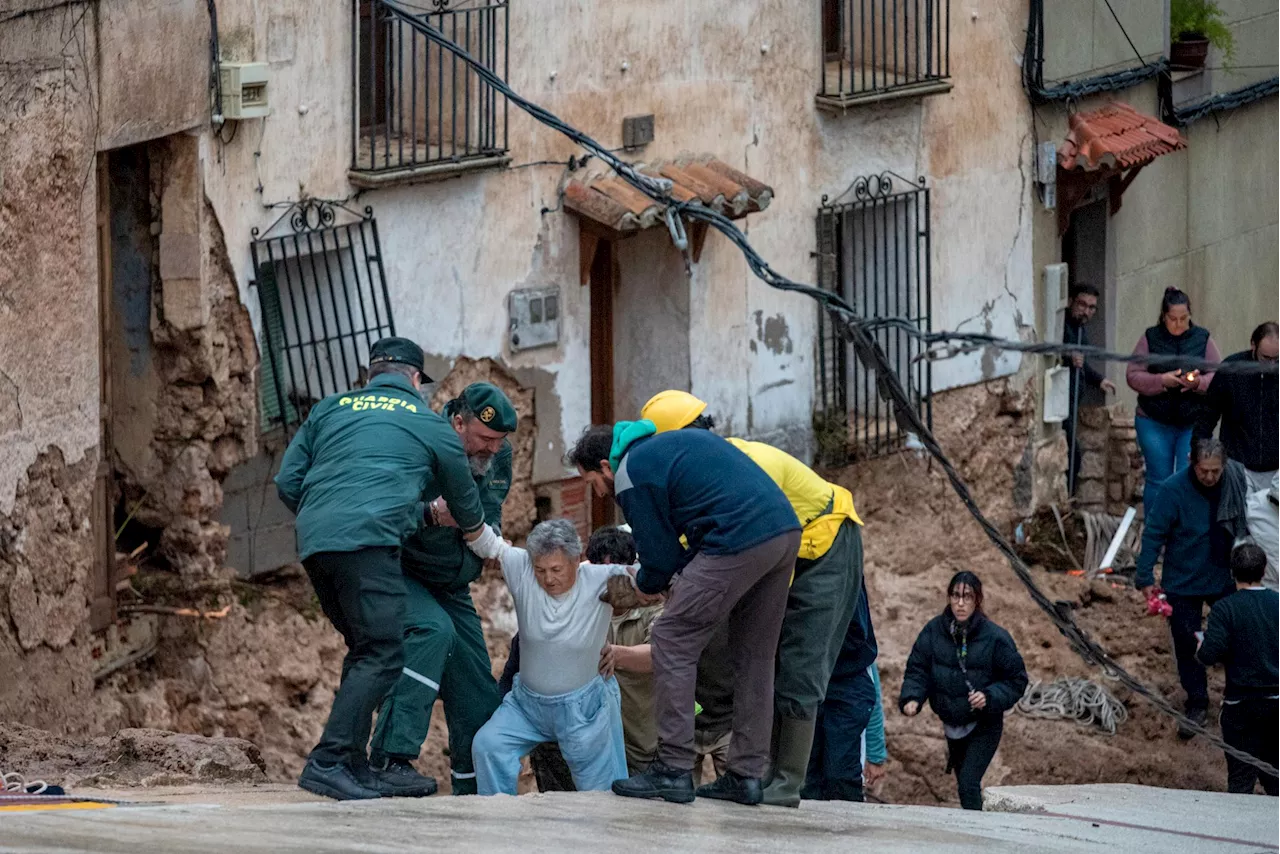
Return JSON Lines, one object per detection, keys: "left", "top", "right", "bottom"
{"left": 898, "top": 572, "right": 1028, "bottom": 810}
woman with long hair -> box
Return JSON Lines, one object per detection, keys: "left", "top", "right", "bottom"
{"left": 898, "top": 572, "right": 1028, "bottom": 810}
{"left": 1126, "top": 287, "right": 1222, "bottom": 516}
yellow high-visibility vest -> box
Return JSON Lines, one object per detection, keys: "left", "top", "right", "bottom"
{"left": 726, "top": 438, "right": 862, "bottom": 561}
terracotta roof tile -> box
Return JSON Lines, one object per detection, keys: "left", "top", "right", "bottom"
{"left": 1059, "top": 102, "right": 1188, "bottom": 171}
{"left": 565, "top": 155, "right": 773, "bottom": 233}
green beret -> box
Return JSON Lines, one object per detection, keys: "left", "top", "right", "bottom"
{"left": 369, "top": 337, "right": 432, "bottom": 381}
{"left": 458, "top": 382, "right": 517, "bottom": 433}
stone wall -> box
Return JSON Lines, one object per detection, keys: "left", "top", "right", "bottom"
{"left": 1073, "top": 404, "right": 1144, "bottom": 519}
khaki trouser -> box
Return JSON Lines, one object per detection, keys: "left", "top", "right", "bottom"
{"left": 691, "top": 728, "right": 731, "bottom": 786}
{"left": 651, "top": 531, "right": 799, "bottom": 778}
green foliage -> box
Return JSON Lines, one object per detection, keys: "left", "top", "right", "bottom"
{"left": 1170, "top": 0, "right": 1236, "bottom": 64}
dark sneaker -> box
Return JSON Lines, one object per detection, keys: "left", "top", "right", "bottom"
{"left": 368, "top": 757, "right": 438, "bottom": 798}
{"left": 696, "top": 769, "right": 763, "bottom": 805}
{"left": 611, "top": 759, "right": 695, "bottom": 804}
{"left": 1178, "top": 707, "right": 1208, "bottom": 741}
{"left": 298, "top": 759, "right": 382, "bottom": 801}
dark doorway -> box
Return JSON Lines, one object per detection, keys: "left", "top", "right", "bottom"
{"left": 94, "top": 144, "right": 156, "bottom": 630}
{"left": 1062, "top": 195, "right": 1109, "bottom": 408}
{"left": 588, "top": 236, "right": 618, "bottom": 531}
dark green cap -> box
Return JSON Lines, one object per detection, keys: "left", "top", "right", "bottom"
{"left": 455, "top": 382, "right": 517, "bottom": 433}
{"left": 369, "top": 337, "right": 431, "bottom": 381}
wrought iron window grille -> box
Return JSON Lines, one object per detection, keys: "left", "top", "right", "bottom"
{"left": 352, "top": 0, "right": 509, "bottom": 176}
{"left": 815, "top": 172, "right": 933, "bottom": 464}
{"left": 818, "top": 0, "right": 951, "bottom": 107}
{"left": 250, "top": 200, "right": 396, "bottom": 435}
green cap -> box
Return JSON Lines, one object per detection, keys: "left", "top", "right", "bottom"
{"left": 455, "top": 382, "right": 517, "bottom": 433}
{"left": 369, "top": 337, "right": 431, "bottom": 381}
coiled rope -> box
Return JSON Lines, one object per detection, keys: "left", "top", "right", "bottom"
{"left": 1017, "top": 678, "right": 1128, "bottom": 735}
{"left": 2, "top": 770, "right": 49, "bottom": 795}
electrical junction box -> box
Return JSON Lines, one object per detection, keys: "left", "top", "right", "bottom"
{"left": 508, "top": 286, "right": 560, "bottom": 351}
{"left": 219, "top": 62, "right": 270, "bottom": 120}
{"left": 622, "top": 114, "right": 654, "bottom": 149}
{"left": 1042, "top": 263, "right": 1069, "bottom": 342}
{"left": 1038, "top": 141, "right": 1057, "bottom": 210}
{"left": 1043, "top": 365, "right": 1070, "bottom": 423}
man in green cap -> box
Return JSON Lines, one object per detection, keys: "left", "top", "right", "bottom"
{"left": 276, "top": 337, "right": 505, "bottom": 801}
{"left": 370, "top": 382, "right": 519, "bottom": 795}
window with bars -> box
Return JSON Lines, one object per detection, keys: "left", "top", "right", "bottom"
{"left": 815, "top": 173, "right": 933, "bottom": 463}
{"left": 352, "top": 0, "right": 509, "bottom": 180}
{"left": 251, "top": 202, "right": 396, "bottom": 435}
{"left": 817, "top": 0, "right": 952, "bottom": 109}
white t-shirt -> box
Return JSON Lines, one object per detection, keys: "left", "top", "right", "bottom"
{"left": 497, "top": 543, "right": 632, "bottom": 696}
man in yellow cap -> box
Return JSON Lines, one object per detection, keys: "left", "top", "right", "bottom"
{"left": 641, "top": 389, "right": 864, "bottom": 808}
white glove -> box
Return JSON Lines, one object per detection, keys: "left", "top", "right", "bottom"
{"left": 466, "top": 524, "right": 503, "bottom": 560}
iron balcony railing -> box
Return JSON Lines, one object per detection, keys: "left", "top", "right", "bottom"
{"left": 353, "top": 0, "right": 509, "bottom": 174}
{"left": 820, "top": 0, "right": 950, "bottom": 100}
{"left": 815, "top": 173, "right": 932, "bottom": 464}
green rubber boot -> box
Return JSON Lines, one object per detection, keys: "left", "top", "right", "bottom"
{"left": 761, "top": 715, "right": 817, "bottom": 808}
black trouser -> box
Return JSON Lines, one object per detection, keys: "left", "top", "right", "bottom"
{"left": 802, "top": 663, "right": 877, "bottom": 801}
{"left": 946, "top": 716, "right": 1003, "bottom": 811}
{"left": 1166, "top": 592, "right": 1227, "bottom": 712}
{"left": 1221, "top": 698, "right": 1279, "bottom": 796}
{"left": 303, "top": 546, "right": 406, "bottom": 767}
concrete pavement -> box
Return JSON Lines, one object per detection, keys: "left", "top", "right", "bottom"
{"left": 0, "top": 785, "right": 1275, "bottom": 853}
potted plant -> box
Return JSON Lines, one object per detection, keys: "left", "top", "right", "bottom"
{"left": 1170, "top": 0, "right": 1235, "bottom": 70}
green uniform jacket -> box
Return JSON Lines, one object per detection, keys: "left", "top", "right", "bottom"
{"left": 403, "top": 440, "right": 512, "bottom": 590}
{"left": 275, "top": 374, "right": 486, "bottom": 560}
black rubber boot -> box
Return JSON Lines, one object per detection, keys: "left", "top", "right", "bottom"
{"left": 369, "top": 755, "right": 438, "bottom": 797}
{"left": 298, "top": 759, "right": 382, "bottom": 801}
{"left": 1178, "top": 706, "right": 1208, "bottom": 740}
{"left": 696, "top": 769, "right": 764, "bottom": 805}
{"left": 611, "top": 759, "right": 696, "bottom": 803}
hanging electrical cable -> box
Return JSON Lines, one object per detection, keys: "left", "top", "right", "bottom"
{"left": 383, "top": 0, "right": 1277, "bottom": 776}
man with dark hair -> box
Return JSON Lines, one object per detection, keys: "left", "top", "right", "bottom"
{"left": 568, "top": 421, "right": 800, "bottom": 806}
{"left": 1063, "top": 283, "right": 1116, "bottom": 493}
{"left": 1195, "top": 321, "right": 1279, "bottom": 492}
{"left": 370, "top": 382, "right": 518, "bottom": 796}
{"left": 275, "top": 337, "right": 500, "bottom": 800}
{"left": 1197, "top": 543, "right": 1279, "bottom": 795}
{"left": 641, "top": 390, "right": 864, "bottom": 807}
{"left": 1137, "top": 437, "right": 1250, "bottom": 737}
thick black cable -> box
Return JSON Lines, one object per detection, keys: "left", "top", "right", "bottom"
{"left": 388, "top": 1, "right": 1278, "bottom": 776}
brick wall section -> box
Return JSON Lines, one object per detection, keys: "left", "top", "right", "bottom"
{"left": 535, "top": 477, "right": 591, "bottom": 543}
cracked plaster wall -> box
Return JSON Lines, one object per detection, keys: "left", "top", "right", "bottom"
{"left": 202, "top": 0, "right": 1033, "bottom": 475}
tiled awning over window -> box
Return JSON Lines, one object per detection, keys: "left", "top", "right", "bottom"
{"left": 564, "top": 156, "right": 773, "bottom": 234}
{"left": 1058, "top": 103, "right": 1187, "bottom": 171}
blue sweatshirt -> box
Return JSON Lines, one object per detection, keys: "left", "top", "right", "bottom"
{"left": 1136, "top": 467, "right": 1235, "bottom": 596}
{"left": 611, "top": 424, "right": 799, "bottom": 594}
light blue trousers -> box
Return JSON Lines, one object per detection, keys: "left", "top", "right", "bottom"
{"left": 473, "top": 675, "right": 627, "bottom": 795}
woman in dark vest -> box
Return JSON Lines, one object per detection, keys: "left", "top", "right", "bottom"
{"left": 1126, "top": 287, "right": 1223, "bottom": 518}
{"left": 898, "top": 572, "right": 1028, "bottom": 810}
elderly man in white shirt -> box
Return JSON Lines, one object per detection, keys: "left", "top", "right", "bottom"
{"left": 472, "top": 519, "right": 652, "bottom": 794}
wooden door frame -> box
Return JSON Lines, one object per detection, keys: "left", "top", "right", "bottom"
{"left": 588, "top": 234, "right": 618, "bottom": 531}
{"left": 90, "top": 154, "right": 116, "bottom": 632}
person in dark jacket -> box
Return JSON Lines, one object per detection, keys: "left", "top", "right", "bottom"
{"left": 1197, "top": 543, "right": 1279, "bottom": 795}
{"left": 899, "top": 572, "right": 1028, "bottom": 811}
{"left": 369, "top": 382, "right": 517, "bottom": 796}
{"left": 1136, "top": 437, "right": 1248, "bottom": 735}
{"left": 568, "top": 422, "right": 800, "bottom": 806}
{"left": 1062, "top": 283, "right": 1117, "bottom": 494}
{"left": 274, "top": 337, "right": 498, "bottom": 801}
{"left": 1195, "top": 321, "right": 1278, "bottom": 493}
{"left": 1126, "top": 287, "right": 1223, "bottom": 518}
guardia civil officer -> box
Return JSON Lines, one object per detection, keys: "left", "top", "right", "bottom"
{"left": 370, "top": 383, "right": 518, "bottom": 795}
{"left": 275, "top": 337, "right": 503, "bottom": 801}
